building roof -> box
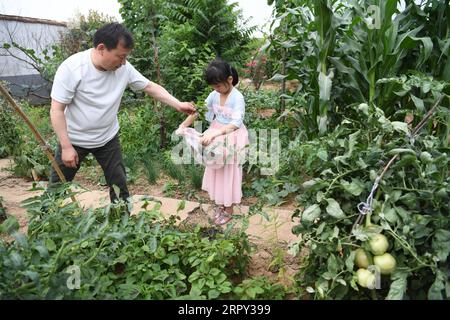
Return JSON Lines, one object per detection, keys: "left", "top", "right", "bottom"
{"left": 0, "top": 14, "right": 67, "bottom": 27}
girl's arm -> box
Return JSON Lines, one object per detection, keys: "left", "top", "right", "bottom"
{"left": 212, "top": 124, "right": 238, "bottom": 136}
{"left": 179, "top": 90, "right": 213, "bottom": 128}
{"left": 201, "top": 94, "right": 245, "bottom": 145}
{"left": 179, "top": 113, "right": 199, "bottom": 128}
{"left": 201, "top": 123, "right": 238, "bottom": 146}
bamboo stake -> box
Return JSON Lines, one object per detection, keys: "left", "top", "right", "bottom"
{"left": 0, "top": 82, "right": 77, "bottom": 204}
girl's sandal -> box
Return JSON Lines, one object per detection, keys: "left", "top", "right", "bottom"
{"left": 214, "top": 212, "right": 232, "bottom": 226}
{"left": 212, "top": 205, "right": 224, "bottom": 221}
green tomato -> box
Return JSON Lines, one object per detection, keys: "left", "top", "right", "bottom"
{"left": 365, "top": 273, "right": 376, "bottom": 289}
{"left": 355, "top": 248, "right": 370, "bottom": 269}
{"left": 369, "top": 234, "right": 389, "bottom": 256}
{"left": 374, "top": 253, "right": 396, "bottom": 275}
{"left": 419, "top": 151, "right": 433, "bottom": 163}
{"left": 436, "top": 188, "right": 448, "bottom": 199}
{"left": 356, "top": 268, "right": 375, "bottom": 288}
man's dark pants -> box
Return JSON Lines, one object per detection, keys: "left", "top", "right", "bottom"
{"left": 50, "top": 134, "right": 130, "bottom": 202}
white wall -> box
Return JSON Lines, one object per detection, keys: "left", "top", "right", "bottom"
{"left": 0, "top": 19, "right": 66, "bottom": 77}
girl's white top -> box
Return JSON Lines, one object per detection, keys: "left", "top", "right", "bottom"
{"left": 204, "top": 87, "right": 245, "bottom": 128}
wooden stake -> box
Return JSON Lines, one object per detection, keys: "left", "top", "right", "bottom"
{"left": 0, "top": 82, "right": 78, "bottom": 204}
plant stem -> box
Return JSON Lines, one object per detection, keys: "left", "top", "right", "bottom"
{"left": 391, "top": 187, "right": 432, "bottom": 193}
{"left": 324, "top": 169, "right": 361, "bottom": 197}
{"left": 50, "top": 240, "right": 67, "bottom": 275}
{"left": 386, "top": 229, "right": 434, "bottom": 270}
{"left": 83, "top": 239, "right": 106, "bottom": 266}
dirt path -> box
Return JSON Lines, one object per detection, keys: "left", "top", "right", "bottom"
{"left": 0, "top": 158, "right": 301, "bottom": 284}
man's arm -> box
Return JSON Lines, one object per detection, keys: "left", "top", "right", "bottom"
{"left": 143, "top": 82, "right": 196, "bottom": 114}
{"left": 50, "top": 99, "right": 79, "bottom": 168}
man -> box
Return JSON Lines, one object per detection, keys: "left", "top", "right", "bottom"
{"left": 50, "top": 23, "right": 195, "bottom": 202}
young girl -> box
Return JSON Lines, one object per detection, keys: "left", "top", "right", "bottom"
{"left": 177, "top": 59, "right": 249, "bottom": 225}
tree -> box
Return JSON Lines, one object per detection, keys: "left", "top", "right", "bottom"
{"left": 165, "top": 0, "right": 255, "bottom": 65}
{"left": 119, "top": 0, "right": 256, "bottom": 146}
{"left": 119, "top": 0, "right": 170, "bottom": 147}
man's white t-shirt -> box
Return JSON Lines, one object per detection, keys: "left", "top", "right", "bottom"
{"left": 51, "top": 48, "right": 150, "bottom": 148}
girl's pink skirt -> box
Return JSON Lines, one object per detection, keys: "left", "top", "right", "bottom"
{"left": 201, "top": 120, "right": 249, "bottom": 207}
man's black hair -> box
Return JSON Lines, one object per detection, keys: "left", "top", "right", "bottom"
{"left": 93, "top": 23, "right": 134, "bottom": 50}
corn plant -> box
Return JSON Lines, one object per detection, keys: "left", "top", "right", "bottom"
{"left": 270, "top": 0, "right": 449, "bottom": 139}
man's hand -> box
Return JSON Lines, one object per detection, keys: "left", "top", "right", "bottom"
{"left": 62, "top": 145, "right": 79, "bottom": 168}
{"left": 144, "top": 83, "right": 196, "bottom": 114}
{"left": 176, "top": 102, "right": 196, "bottom": 115}
{"left": 50, "top": 99, "right": 78, "bottom": 168}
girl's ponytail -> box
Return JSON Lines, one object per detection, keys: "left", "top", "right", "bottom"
{"left": 230, "top": 66, "right": 239, "bottom": 86}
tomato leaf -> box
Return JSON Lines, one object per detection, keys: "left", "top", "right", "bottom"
{"left": 325, "top": 198, "right": 346, "bottom": 219}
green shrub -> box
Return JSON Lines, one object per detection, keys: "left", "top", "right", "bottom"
{"left": 0, "top": 183, "right": 255, "bottom": 299}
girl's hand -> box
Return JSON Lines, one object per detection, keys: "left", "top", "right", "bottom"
{"left": 200, "top": 131, "right": 219, "bottom": 146}
{"left": 175, "top": 124, "right": 187, "bottom": 136}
